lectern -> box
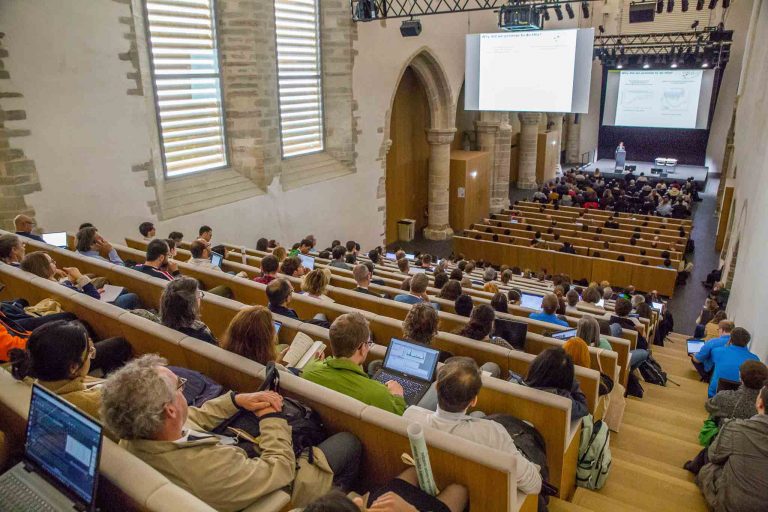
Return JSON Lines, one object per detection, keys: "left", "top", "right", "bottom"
{"left": 615, "top": 146, "right": 626, "bottom": 171}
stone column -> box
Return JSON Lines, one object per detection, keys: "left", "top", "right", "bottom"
{"left": 547, "top": 113, "right": 564, "bottom": 180}
{"left": 423, "top": 128, "right": 456, "bottom": 240}
{"left": 476, "top": 112, "right": 512, "bottom": 213}
{"left": 565, "top": 113, "right": 581, "bottom": 164}
{"left": 517, "top": 113, "right": 540, "bottom": 189}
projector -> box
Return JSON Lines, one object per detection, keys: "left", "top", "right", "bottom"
{"left": 498, "top": 4, "right": 542, "bottom": 31}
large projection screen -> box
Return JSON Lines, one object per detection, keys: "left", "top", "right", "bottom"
{"left": 465, "top": 28, "right": 593, "bottom": 113}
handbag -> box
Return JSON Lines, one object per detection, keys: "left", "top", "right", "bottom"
{"left": 23, "top": 298, "right": 63, "bottom": 317}
{"left": 597, "top": 349, "right": 626, "bottom": 433}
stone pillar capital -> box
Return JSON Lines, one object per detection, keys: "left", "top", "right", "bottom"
{"left": 547, "top": 113, "right": 565, "bottom": 121}
{"left": 475, "top": 120, "right": 501, "bottom": 133}
{"left": 518, "top": 112, "right": 541, "bottom": 125}
{"left": 426, "top": 128, "right": 456, "bottom": 145}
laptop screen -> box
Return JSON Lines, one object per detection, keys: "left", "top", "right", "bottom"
{"left": 405, "top": 253, "right": 416, "bottom": 261}
{"left": 385, "top": 252, "right": 396, "bottom": 260}
{"left": 520, "top": 293, "right": 544, "bottom": 311}
{"left": 25, "top": 385, "right": 102, "bottom": 507}
{"left": 211, "top": 252, "right": 223, "bottom": 269}
{"left": 409, "top": 267, "right": 426, "bottom": 274}
{"left": 298, "top": 254, "right": 315, "bottom": 270}
{"left": 497, "top": 319, "right": 528, "bottom": 346}
{"left": 384, "top": 338, "right": 440, "bottom": 382}
{"left": 42, "top": 232, "right": 68, "bottom": 249}
{"left": 551, "top": 328, "right": 578, "bottom": 341}
{"left": 652, "top": 301, "right": 664, "bottom": 312}
{"left": 687, "top": 340, "right": 706, "bottom": 355}
{"left": 273, "top": 320, "right": 282, "bottom": 335}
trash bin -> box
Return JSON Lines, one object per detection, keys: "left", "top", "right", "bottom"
{"left": 397, "top": 219, "right": 416, "bottom": 242}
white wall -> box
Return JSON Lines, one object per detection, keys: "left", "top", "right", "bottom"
{"left": 0, "top": 0, "right": 380, "bottom": 251}
{"left": 723, "top": 0, "right": 768, "bottom": 361}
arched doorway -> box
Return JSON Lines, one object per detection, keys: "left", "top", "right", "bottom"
{"left": 385, "top": 66, "right": 431, "bottom": 243}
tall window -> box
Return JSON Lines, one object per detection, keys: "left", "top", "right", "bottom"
{"left": 144, "top": 0, "right": 227, "bottom": 178}
{"left": 274, "top": 0, "right": 324, "bottom": 158}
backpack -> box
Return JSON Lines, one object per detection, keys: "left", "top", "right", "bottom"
{"left": 168, "top": 366, "right": 226, "bottom": 407}
{"left": 576, "top": 415, "right": 611, "bottom": 490}
{"left": 212, "top": 362, "right": 327, "bottom": 460}
{"left": 638, "top": 354, "right": 667, "bottom": 386}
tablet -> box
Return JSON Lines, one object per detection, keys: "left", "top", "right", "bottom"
{"left": 211, "top": 252, "right": 223, "bottom": 269}
{"left": 687, "top": 340, "right": 706, "bottom": 355}
{"left": 298, "top": 254, "right": 315, "bottom": 270}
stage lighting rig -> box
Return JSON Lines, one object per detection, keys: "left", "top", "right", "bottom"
{"left": 657, "top": 0, "right": 664, "bottom": 13}
{"left": 696, "top": 0, "right": 704, "bottom": 9}
{"left": 682, "top": 0, "right": 689, "bottom": 11}
{"left": 498, "top": 2, "right": 543, "bottom": 30}
{"left": 708, "top": 0, "right": 717, "bottom": 8}
{"left": 565, "top": 3, "right": 575, "bottom": 18}
{"left": 667, "top": 0, "right": 675, "bottom": 12}
{"left": 554, "top": 3, "right": 564, "bottom": 20}
{"left": 582, "top": 1, "right": 590, "bottom": 17}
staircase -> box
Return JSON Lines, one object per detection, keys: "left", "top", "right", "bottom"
{"left": 550, "top": 333, "right": 710, "bottom": 511}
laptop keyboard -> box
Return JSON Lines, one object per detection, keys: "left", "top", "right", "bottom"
{"left": 377, "top": 370, "right": 425, "bottom": 404}
{"left": 0, "top": 472, "right": 57, "bottom": 512}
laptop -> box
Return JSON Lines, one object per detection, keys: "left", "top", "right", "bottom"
{"left": 495, "top": 319, "right": 528, "bottom": 348}
{"left": 373, "top": 338, "right": 440, "bottom": 406}
{"left": 273, "top": 320, "right": 282, "bottom": 335}
{"left": 211, "top": 251, "right": 224, "bottom": 269}
{"left": 520, "top": 292, "right": 544, "bottom": 311}
{"left": 385, "top": 252, "right": 397, "bottom": 260}
{"left": 42, "top": 232, "right": 68, "bottom": 249}
{"left": 687, "top": 339, "right": 706, "bottom": 356}
{"left": 0, "top": 384, "right": 103, "bottom": 511}
{"left": 405, "top": 253, "right": 416, "bottom": 261}
{"left": 551, "top": 328, "right": 578, "bottom": 341}
{"left": 596, "top": 298, "right": 605, "bottom": 308}
{"left": 298, "top": 254, "right": 315, "bottom": 270}
{"left": 651, "top": 301, "right": 664, "bottom": 313}
{"left": 409, "top": 267, "right": 426, "bottom": 274}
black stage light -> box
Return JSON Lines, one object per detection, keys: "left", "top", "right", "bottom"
{"left": 554, "top": 4, "right": 564, "bottom": 20}
{"left": 682, "top": 0, "right": 689, "bottom": 11}
{"left": 582, "top": 1, "right": 590, "bottom": 18}
{"left": 696, "top": 0, "right": 704, "bottom": 9}
{"left": 565, "top": 3, "right": 575, "bottom": 18}
{"left": 400, "top": 19, "right": 422, "bottom": 37}
{"left": 667, "top": 0, "right": 675, "bottom": 12}
{"left": 708, "top": 0, "right": 718, "bottom": 9}
{"left": 657, "top": 0, "right": 664, "bottom": 13}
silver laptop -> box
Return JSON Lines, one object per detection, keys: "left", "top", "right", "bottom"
{"left": 373, "top": 338, "right": 440, "bottom": 406}
{"left": 298, "top": 254, "right": 315, "bottom": 270}
{"left": 0, "top": 384, "right": 103, "bottom": 512}
{"left": 211, "top": 251, "right": 224, "bottom": 269}
{"left": 520, "top": 292, "right": 545, "bottom": 311}
{"left": 551, "top": 328, "right": 578, "bottom": 341}
{"left": 41, "top": 232, "right": 68, "bottom": 249}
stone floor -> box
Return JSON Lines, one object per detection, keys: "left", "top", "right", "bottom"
{"left": 386, "top": 179, "right": 722, "bottom": 335}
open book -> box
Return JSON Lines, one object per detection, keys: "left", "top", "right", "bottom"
{"left": 281, "top": 332, "right": 326, "bottom": 370}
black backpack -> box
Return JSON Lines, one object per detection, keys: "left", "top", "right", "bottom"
{"left": 212, "top": 362, "right": 327, "bottom": 460}
{"left": 638, "top": 355, "right": 667, "bottom": 386}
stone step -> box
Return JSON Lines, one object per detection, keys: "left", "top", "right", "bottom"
{"left": 572, "top": 489, "right": 647, "bottom": 512}
{"left": 548, "top": 497, "right": 594, "bottom": 512}
{"left": 624, "top": 398, "right": 706, "bottom": 431}
{"left": 610, "top": 447, "right": 696, "bottom": 484}
{"left": 611, "top": 423, "right": 702, "bottom": 468}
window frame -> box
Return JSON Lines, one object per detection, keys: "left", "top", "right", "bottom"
{"left": 273, "top": 0, "right": 326, "bottom": 160}
{"left": 141, "top": 0, "right": 230, "bottom": 179}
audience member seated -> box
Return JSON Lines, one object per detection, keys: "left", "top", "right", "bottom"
{"left": 528, "top": 293, "right": 569, "bottom": 328}
{"left": 168, "top": 231, "right": 184, "bottom": 245}
{"left": 691, "top": 320, "right": 734, "bottom": 382}
{"left": 577, "top": 315, "right": 612, "bottom": 351}
{"left": 9, "top": 320, "right": 131, "bottom": 420}
{"left": 580, "top": 286, "right": 605, "bottom": 312}
{"left": 139, "top": 221, "right": 156, "bottom": 241}
{"left": 707, "top": 327, "right": 760, "bottom": 398}
{"left": 453, "top": 305, "right": 507, "bottom": 373}
{"left": 402, "top": 358, "right": 542, "bottom": 502}
{"left": 352, "top": 263, "right": 382, "bottom": 297}
{"left": 706, "top": 360, "right": 768, "bottom": 424}
{"left": 160, "top": 277, "right": 217, "bottom": 345}
{"left": 565, "top": 289, "right": 580, "bottom": 314}
{"left": 488, "top": 293, "right": 523, "bottom": 351}
{"left": 256, "top": 237, "right": 269, "bottom": 252}
{"left": 433, "top": 271, "right": 449, "bottom": 291}
{"left": 302, "top": 313, "right": 409, "bottom": 415}
{"left": 563, "top": 336, "right": 591, "bottom": 369}
{"left": 402, "top": 303, "right": 453, "bottom": 364}
{"left": 396, "top": 257, "right": 410, "bottom": 274}
{"left": 136, "top": 239, "right": 181, "bottom": 280}
{"left": 525, "top": 348, "right": 588, "bottom": 421}
{"left": 197, "top": 225, "right": 213, "bottom": 246}
{"left": 329, "top": 245, "right": 350, "bottom": 270}
{"left": 76, "top": 226, "right": 124, "bottom": 265}
{"left": 254, "top": 254, "right": 279, "bottom": 285}
{"left": 266, "top": 278, "right": 301, "bottom": 320}
{"left": 0, "top": 233, "right": 25, "bottom": 267}
{"left": 21, "top": 251, "right": 141, "bottom": 310}
{"left": 280, "top": 255, "right": 307, "bottom": 278}
{"left": 695, "top": 382, "right": 768, "bottom": 512}
{"left": 188, "top": 240, "right": 223, "bottom": 271}
{"left": 704, "top": 311, "right": 728, "bottom": 340}
{"left": 13, "top": 214, "right": 44, "bottom": 242}
{"left": 454, "top": 294, "right": 474, "bottom": 317}
{"left": 394, "top": 273, "right": 439, "bottom": 310}
{"left": 100, "top": 354, "right": 361, "bottom": 510}
{"left": 301, "top": 268, "right": 335, "bottom": 302}
{"left": 437, "top": 279, "right": 462, "bottom": 301}
{"left": 272, "top": 246, "right": 287, "bottom": 262}
{"left": 607, "top": 298, "right": 647, "bottom": 346}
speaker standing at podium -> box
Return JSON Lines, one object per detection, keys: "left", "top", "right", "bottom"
{"left": 615, "top": 141, "right": 626, "bottom": 172}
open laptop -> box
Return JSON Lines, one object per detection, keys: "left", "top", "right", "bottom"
{"left": 0, "top": 384, "right": 103, "bottom": 511}
{"left": 520, "top": 292, "right": 544, "bottom": 311}
{"left": 373, "top": 338, "right": 440, "bottom": 406}
{"left": 41, "top": 232, "right": 68, "bottom": 249}
{"left": 273, "top": 320, "right": 282, "bottom": 335}
{"left": 651, "top": 301, "right": 664, "bottom": 313}
{"left": 385, "top": 252, "right": 397, "bottom": 260}
{"left": 405, "top": 253, "right": 416, "bottom": 261}
{"left": 687, "top": 339, "right": 706, "bottom": 356}
{"left": 409, "top": 267, "right": 427, "bottom": 274}
{"left": 211, "top": 251, "right": 224, "bottom": 269}
{"left": 495, "top": 319, "right": 528, "bottom": 348}
{"left": 298, "top": 254, "right": 315, "bottom": 270}
{"left": 551, "top": 328, "right": 578, "bottom": 341}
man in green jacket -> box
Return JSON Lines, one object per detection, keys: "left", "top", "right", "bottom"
{"left": 302, "top": 312, "right": 408, "bottom": 415}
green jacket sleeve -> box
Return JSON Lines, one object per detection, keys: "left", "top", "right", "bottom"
{"left": 367, "top": 383, "right": 407, "bottom": 416}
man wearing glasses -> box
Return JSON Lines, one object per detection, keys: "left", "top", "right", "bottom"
{"left": 302, "top": 312, "right": 408, "bottom": 416}
{"left": 13, "top": 214, "right": 45, "bottom": 243}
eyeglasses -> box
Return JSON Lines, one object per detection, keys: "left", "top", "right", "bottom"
{"left": 176, "top": 377, "right": 187, "bottom": 393}
{"left": 197, "top": 290, "right": 205, "bottom": 299}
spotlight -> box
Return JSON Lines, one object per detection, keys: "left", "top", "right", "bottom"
{"left": 582, "top": 1, "right": 590, "bottom": 18}
{"left": 643, "top": 56, "right": 651, "bottom": 69}
{"left": 616, "top": 58, "right": 624, "bottom": 69}
{"left": 667, "top": 0, "right": 675, "bottom": 12}
{"left": 554, "top": 4, "right": 563, "bottom": 20}
{"left": 400, "top": 19, "right": 422, "bottom": 37}
{"left": 354, "top": 0, "right": 378, "bottom": 21}
{"left": 708, "top": 0, "right": 717, "bottom": 8}
{"left": 657, "top": 0, "right": 664, "bottom": 13}
{"left": 598, "top": 25, "right": 605, "bottom": 34}
{"left": 691, "top": 20, "right": 700, "bottom": 30}
{"left": 542, "top": 8, "right": 550, "bottom": 20}
{"left": 565, "top": 3, "right": 575, "bottom": 18}
{"left": 682, "top": 0, "right": 689, "bottom": 10}
{"left": 670, "top": 57, "right": 678, "bottom": 68}
{"left": 696, "top": 0, "right": 704, "bottom": 9}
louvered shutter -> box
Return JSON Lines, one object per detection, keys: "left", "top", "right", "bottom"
{"left": 275, "top": 0, "right": 325, "bottom": 158}
{"left": 144, "top": 0, "right": 228, "bottom": 178}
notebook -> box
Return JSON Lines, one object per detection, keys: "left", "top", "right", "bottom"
{"left": 373, "top": 338, "right": 440, "bottom": 406}
{"left": 281, "top": 332, "right": 326, "bottom": 370}
{"left": 42, "top": 232, "right": 68, "bottom": 249}
{"left": 0, "top": 384, "right": 103, "bottom": 512}
{"left": 211, "top": 252, "right": 224, "bottom": 269}
{"left": 298, "top": 254, "right": 315, "bottom": 270}
{"left": 520, "top": 293, "right": 544, "bottom": 311}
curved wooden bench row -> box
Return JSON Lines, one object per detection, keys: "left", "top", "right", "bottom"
{"left": 515, "top": 201, "right": 692, "bottom": 226}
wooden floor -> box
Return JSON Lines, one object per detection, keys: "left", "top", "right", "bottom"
{"left": 549, "top": 333, "right": 709, "bottom": 512}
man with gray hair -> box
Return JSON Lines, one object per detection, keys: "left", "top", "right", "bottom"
{"left": 14, "top": 213, "right": 45, "bottom": 242}
{"left": 393, "top": 272, "right": 440, "bottom": 310}
{"left": 100, "top": 354, "right": 361, "bottom": 510}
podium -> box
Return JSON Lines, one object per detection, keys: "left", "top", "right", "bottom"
{"left": 615, "top": 148, "right": 626, "bottom": 171}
